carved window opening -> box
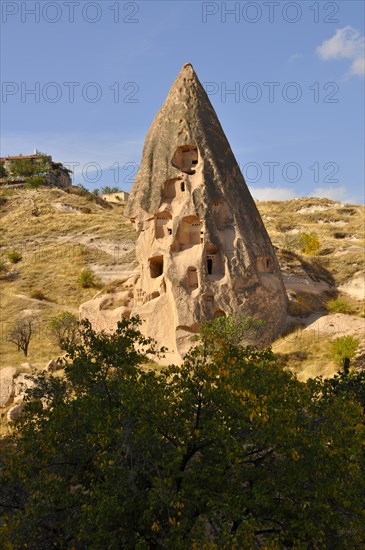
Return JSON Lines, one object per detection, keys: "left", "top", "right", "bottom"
{"left": 206, "top": 245, "right": 220, "bottom": 276}
{"left": 151, "top": 291, "right": 160, "bottom": 300}
{"left": 187, "top": 267, "right": 198, "bottom": 289}
{"left": 214, "top": 310, "right": 226, "bottom": 319}
{"left": 178, "top": 216, "right": 202, "bottom": 246}
{"left": 171, "top": 145, "right": 198, "bottom": 174}
{"left": 162, "top": 178, "right": 182, "bottom": 200}
{"left": 207, "top": 258, "right": 213, "bottom": 275}
{"left": 256, "top": 256, "right": 274, "bottom": 273}
{"left": 150, "top": 256, "right": 164, "bottom": 278}
{"left": 181, "top": 181, "right": 185, "bottom": 192}
{"left": 212, "top": 200, "right": 231, "bottom": 230}
{"left": 155, "top": 211, "right": 172, "bottom": 239}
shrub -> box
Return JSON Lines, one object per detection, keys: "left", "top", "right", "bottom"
{"left": 25, "top": 175, "right": 47, "bottom": 189}
{"left": 327, "top": 298, "right": 355, "bottom": 315}
{"left": 7, "top": 250, "right": 22, "bottom": 264}
{"left": 79, "top": 268, "right": 97, "bottom": 288}
{"left": 330, "top": 335, "right": 360, "bottom": 372}
{"left": 30, "top": 290, "right": 47, "bottom": 301}
{"left": 0, "top": 164, "right": 8, "bottom": 178}
{"left": 298, "top": 232, "right": 321, "bottom": 255}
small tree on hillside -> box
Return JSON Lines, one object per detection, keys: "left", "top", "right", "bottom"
{"left": 8, "top": 318, "right": 34, "bottom": 356}
{"left": 331, "top": 335, "right": 360, "bottom": 373}
{"left": 49, "top": 312, "right": 80, "bottom": 350}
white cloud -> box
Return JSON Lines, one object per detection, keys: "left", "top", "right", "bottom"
{"left": 288, "top": 53, "right": 303, "bottom": 63}
{"left": 249, "top": 186, "right": 297, "bottom": 201}
{"left": 310, "top": 186, "right": 356, "bottom": 203}
{"left": 316, "top": 26, "right": 365, "bottom": 76}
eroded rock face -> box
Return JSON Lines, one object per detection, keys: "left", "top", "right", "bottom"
{"left": 81, "top": 64, "right": 288, "bottom": 363}
{"left": 0, "top": 367, "right": 17, "bottom": 407}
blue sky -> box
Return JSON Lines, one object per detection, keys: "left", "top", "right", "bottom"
{"left": 1, "top": 0, "right": 364, "bottom": 203}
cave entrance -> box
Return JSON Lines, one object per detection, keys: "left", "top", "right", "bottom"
{"left": 171, "top": 145, "right": 198, "bottom": 174}
{"left": 207, "top": 258, "right": 213, "bottom": 275}
{"left": 149, "top": 256, "right": 164, "bottom": 278}
{"left": 256, "top": 256, "right": 274, "bottom": 273}
{"left": 187, "top": 267, "right": 198, "bottom": 289}
{"left": 206, "top": 245, "right": 221, "bottom": 276}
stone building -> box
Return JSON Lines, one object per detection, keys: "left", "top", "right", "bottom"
{"left": 81, "top": 63, "right": 288, "bottom": 363}
{"left": 0, "top": 152, "right": 71, "bottom": 188}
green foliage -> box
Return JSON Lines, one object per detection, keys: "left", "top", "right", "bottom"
{"left": 101, "top": 185, "right": 122, "bottom": 194}
{"left": 0, "top": 317, "right": 364, "bottom": 548}
{"left": 76, "top": 183, "right": 89, "bottom": 195}
{"left": 0, "top": 163, "right": 8, "bottom": 177}
{"left": 92, "top": 188, "right": 100, "bottom": 196}
{"left": 79, "top": 268, "right": 97, "bottom": 288}
{"left": 8, "top": 156, "right": 49, "bottom": 177}
{"left": 327, "top": 297, "right": 355, "bottom": 315}
{"left": 7, "top": 250, "right": 22, "bottom": 264}
{"left": 298, "top": 231, "right": 321, "bottom": 255}
{"left": 330, "top": 335, "right": 360, "bottom": 371}
{"left": 25, "top": 175, "right": 47, "bottom": 189}
{"left": 49, "top": 311, "right": 79, "bottom": 350}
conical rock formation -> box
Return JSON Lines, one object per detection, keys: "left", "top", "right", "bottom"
{"left": 81, "top": 64, "right": 288, "bottom": 363}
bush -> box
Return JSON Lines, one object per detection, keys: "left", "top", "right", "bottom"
{"left": 298, "top": 232, "right": 321, "bottom": 255}
{"left": 330, "top": 335, "right": 360, "bottom": 372}
{"left": 79, "top": 268, "right": 97, "bottom": 288}
{"left": 30, "top": 290, "right": 47, "bottom": 301}
{"left": 25, "top": 175, "right": 47, "bottom": 189}
{"left": 327, "top": 298, "right": 355, "bottom": 315}
{"left": 0, "top": 164, "right": 8, "bottom": 178}
{"left": 101, "top": 186, "right": 122, "bottom": 194}
{"left": 7, "top": 250, "right": 22, "bottom": 264}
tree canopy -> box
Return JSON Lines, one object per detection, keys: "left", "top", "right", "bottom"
{"left": 0, "top": 317, "right": 364, "bottom": 548}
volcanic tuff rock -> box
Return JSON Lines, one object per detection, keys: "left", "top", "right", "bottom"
{"left": 81, "top": 64, "right": 288, "bottom": 363}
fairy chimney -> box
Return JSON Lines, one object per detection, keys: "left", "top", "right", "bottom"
{"left": 80, "top": 64, "right": 288, "bottom": 363}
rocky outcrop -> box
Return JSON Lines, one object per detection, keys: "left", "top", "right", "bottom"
{"left": 0, "top": 367, "right": 17, "bottom": 407}
{"left": 80, "top": 64, "right": 288, "bottom": 363}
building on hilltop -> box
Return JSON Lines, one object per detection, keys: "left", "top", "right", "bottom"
{"left": 0, "top": 151, "right": 72, "bottom": 188}
{"left": 80, "top": 63, "right": 288, "bottom": 363}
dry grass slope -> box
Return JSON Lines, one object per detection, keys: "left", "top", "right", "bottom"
{"left": 0, "top": 190, "right": 364, "bottom": 380}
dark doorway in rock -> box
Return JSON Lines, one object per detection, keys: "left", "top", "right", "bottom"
{"left": 181, "top": 181, "right": 185, "bottom": 192}
{"left": 150, "top": 256, "right": 164, "bottom": 278}
{"left": 207, "top": 258, "right": 213, "bottom": 275}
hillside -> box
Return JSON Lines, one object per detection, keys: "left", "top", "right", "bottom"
{"left": 0, "top": 188, "right": 364, "bottom": 379}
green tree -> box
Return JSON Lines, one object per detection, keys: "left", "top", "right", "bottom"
{"left": 331, "top": 335, "right": 360, "bottom": 373}
{"left": 49, "top": 311, "right": 80, "bottom": 350}
{"left": 0, "top": 317, "right": 364, "bottom": 548}
{"left": 299, "top": 232, "right": 321, "bottom": 255}
{"left": 8, "top": 157, "right": 49, "bottom": 177}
